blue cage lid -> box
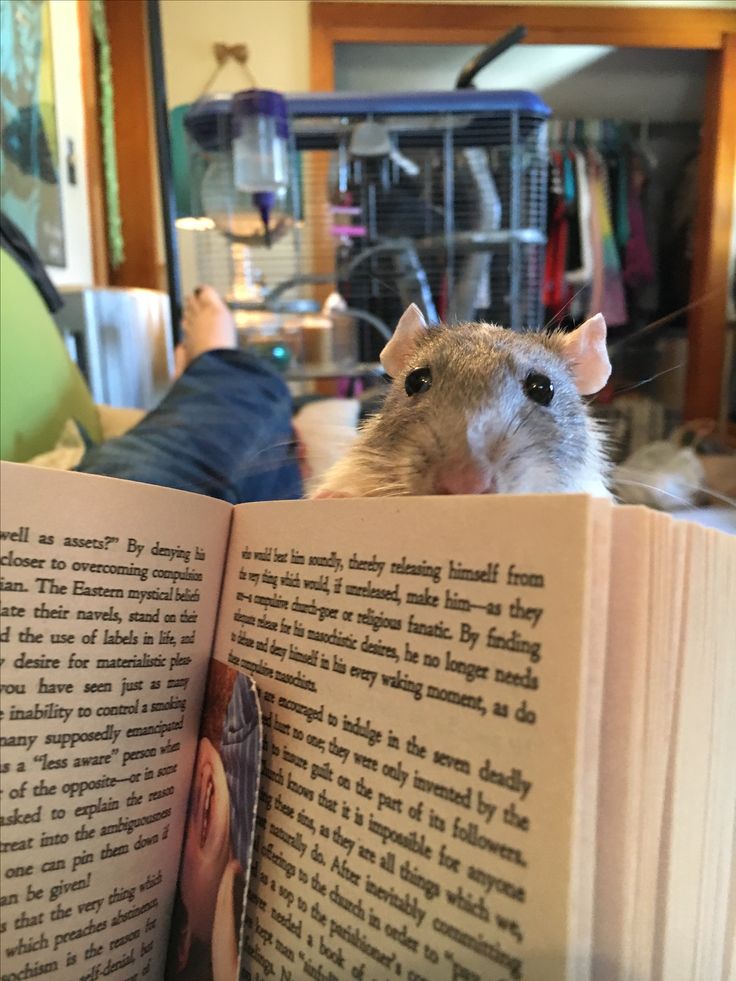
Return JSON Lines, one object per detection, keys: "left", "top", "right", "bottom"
{"left": 285, "top": 89, "right": 550, "bottom": 118}
{"left": 184, "top": 94, "right": 234, "bottom": 151}
{"left": 184, "top": 89, "right": 551, "bottom": 152}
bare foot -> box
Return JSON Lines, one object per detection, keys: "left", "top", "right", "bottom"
{"left": 175, "top": 285, "right": 237, "bottom": 376}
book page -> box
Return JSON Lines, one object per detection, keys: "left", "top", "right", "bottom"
{"left": 0, "top": 463, "right": 231, "bottom": 980}
{"left": 592, "top": 506, "right": 652, "bottom": 980}
{"left": 211, "top": 494, "right": 608, "bottom": 981}
{"left": 689, "top": 527, "right": 734, "bottom": 980}
{"left": 567, "top": 499, "right": 611, "bottom": 981}
{"left": 632, "top": 514, "right": 686, "bottom": 977}
{"left": 660, "top": 524, "right": 736, "bottom": 980}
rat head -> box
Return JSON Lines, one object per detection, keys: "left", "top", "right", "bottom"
{"left": 324, "top": 305, "right": 611, "bottom": 497}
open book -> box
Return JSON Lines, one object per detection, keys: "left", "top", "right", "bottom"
{"left": 1, "top": 461, "right": 734, "bottom": 981}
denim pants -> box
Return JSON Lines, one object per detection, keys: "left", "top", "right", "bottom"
{"left": 77, "top": 349, "right": 303, "bottom": 504}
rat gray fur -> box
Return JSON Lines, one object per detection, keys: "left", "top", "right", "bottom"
{"left": 312, "top": 320, "right": 611, "bottom": 499}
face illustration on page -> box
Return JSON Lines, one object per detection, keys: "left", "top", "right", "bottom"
{"left": 166, "top": 663, "right": 261, "bottom": 981}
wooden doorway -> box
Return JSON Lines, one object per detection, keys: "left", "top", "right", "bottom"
{"left": 310, "top": 2, "right": 736, "bottom": 421}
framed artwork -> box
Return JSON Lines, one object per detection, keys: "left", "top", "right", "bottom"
{"left": 0, "top": 0, "right": 65, "bottom": 265}
{"left": 0, "top": 0, "right": 94, "bottom": 286}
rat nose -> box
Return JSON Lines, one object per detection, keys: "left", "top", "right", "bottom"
{"left": 435, "top": 465, "right": 496, "bottom": 495}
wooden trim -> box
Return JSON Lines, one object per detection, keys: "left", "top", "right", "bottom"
{"left": 311, "top": 3, "right": 736, "bottom": 51}
{"left": 77, "top": 0, "right": 108, "bottom": 286}
{"left": 310, "top": 10, "right": 335, "bottom": 93}
{"left": 311, "top": 3, "right": 736, "bottom": 418}
{"left": 686, "top": 33, "right": 736, "bottom": 421}
{"left": 105, "top": 0, "right": 160, "bottom": 289}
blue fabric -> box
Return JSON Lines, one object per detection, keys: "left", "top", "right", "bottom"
{"left": 563, "top": 154, "right": 576, "bottom": 205}
{"left": 76, "top": 348, "right": 303, "bottom": 504}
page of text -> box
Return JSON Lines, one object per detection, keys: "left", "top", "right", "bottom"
{"left": 214, "top": 495, "right": 601, "bottom": 981}
{"left": 0, "top": 464, "right": 231, "bottom": 980}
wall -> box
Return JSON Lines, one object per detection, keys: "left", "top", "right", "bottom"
{"left": 160, "top": 0, "right": 312, "bottom": 296}
{"left": 48, "top": 2, "right": 94, "bottom": 286}
{"left": 331, "top": 1, "right": 734, "bottom": 3}
{"left": 159, "top": 0, "right": 732, "bottom": 298}
{"left": 34, "top": 2, "right": 94, "bottom": 287}
{"left": 159, "top": 0, "right": 732, "bottom": 108}
{"left": 0, "top": 0, "right": 94, "bottom": 287}
{"left": 334, "top": 44, "right": 708, "bottom": 121}
{"left": 159, "top": 0, "right": 310, "bottom": 107}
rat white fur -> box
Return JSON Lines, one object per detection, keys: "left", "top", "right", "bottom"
{"left": 311, "top": 305, "right": 612, "bottom": 499}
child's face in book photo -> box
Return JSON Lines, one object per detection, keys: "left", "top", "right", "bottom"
{"left": 212, "top": 858, "right": 244, "bottom": 981}
{"left": 166, "top": 660, "right": 260, "bottom": 981}
{"left": 181, "top": 736, "right": 232, "bottom": 943}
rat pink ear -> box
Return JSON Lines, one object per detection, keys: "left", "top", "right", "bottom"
{"left": 380, "top": 304, "right": 428, "bottom": 376}
{"left": 558, "top": 313, "right": 611, "bottom": 395}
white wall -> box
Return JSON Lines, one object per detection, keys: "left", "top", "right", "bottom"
{"left": 338, "top": 0, "right": 734, "bottom": 4}
{"left": 47, "top": 0, "right": 94, "bottom": 287}
{"left": 159, "top": 0, "right": 731, "bottom": 111}
{"left": 158, "top": 0, "right": 730, "bottom": 298}
{"left": 160, "top": 0, "right": 312, "bottom": 296}
{"left": 330, "top": 1, "right": 733, "bottom": 4}
{"left": 160, "top": 0, "right": 310, "bottom": 107}
{"left": 334, "top": 44, "right": 708, "bottom": 122}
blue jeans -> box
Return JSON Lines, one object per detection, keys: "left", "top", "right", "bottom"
{"left": 77, "top": 349, "right": 303, "bottom": 503}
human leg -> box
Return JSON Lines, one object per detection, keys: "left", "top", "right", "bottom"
{"left": 77, "top": 289, "right": 302, "bottom": 503}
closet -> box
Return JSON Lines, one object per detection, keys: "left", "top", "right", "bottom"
{"left": 310, "top": 3, "right": 736, "bottom": 427}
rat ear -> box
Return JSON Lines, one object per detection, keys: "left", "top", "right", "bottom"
{"left": 558, "top": 313, "right": 611, "bottom": 395}
{"left": 380, "top": 304, "right": 428, "bottom": 376}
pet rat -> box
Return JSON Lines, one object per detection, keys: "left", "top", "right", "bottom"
{"left": 310, "top": 304, "right": 611, "bottom": 499}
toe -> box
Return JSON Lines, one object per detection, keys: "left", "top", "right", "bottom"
{"left": 197, "top": 284, "right": 227, "bottom": 310}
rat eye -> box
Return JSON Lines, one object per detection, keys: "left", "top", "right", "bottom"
{"left": 524, "top": 372, "right": 554, "bottom": 406}
{"left": 405, "top": 367, "right": 432, "bottom": 396}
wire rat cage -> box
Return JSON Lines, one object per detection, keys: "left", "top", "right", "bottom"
{"left": 180, "top": 88, "right": 550, "bottom": 369}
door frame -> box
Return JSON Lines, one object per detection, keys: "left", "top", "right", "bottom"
{"left": 310, "top": 2, "right": 736, "bottom": 421}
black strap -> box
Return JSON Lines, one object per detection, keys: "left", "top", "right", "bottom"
{"left": 0, "top": 211, "right": 64, "bottom": 313}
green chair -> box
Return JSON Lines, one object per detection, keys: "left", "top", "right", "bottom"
{"left": 0, "top": 248, "right": 102, "bottom": 462}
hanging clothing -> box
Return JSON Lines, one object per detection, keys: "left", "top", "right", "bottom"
{"left": 542, "top": 151, "right": 569, "bottom": 311}
{"left": 565, "top": 148, "right": 593, "bottom": 288}
{"left": 588, "top": 149, "right": 627, "bottom": 327}
{"left": 623, "top": 154, "right": 655, "bottom": 290}
{"left": 543, "top": 126, "right": 670, "bottom": 329}
{"left": 613, "top": 150, "right": 630, "bottom": 251}
{"left": 563, "top": 151, "right": 581, "bottom": 273}
{"left": 586, "top": 150, "right": 604, "bottom": 320}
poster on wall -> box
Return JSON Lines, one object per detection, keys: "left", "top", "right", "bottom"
{"left": 0, "top": 0, "right": 66, "bottom": 267}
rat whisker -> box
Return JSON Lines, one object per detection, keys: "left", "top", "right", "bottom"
{"left": 608, "top": 286, "right": 723, "bottom": 352}
{"left": 592, "top": 362, "right": 685, "bottom": 401}
{"left": 612, "top": 478, "right": 695, "bottom": 509}
{"left": 614, "top": 476, "right": 736, "bottom": 511}
{"left": 542, "top": 284, "right": 589, "bottom": 332}
{"left": 425, "top": 418, "right": 448, "bottom": 457}
{"left": 242, "top": 439, "right": 300, "bottom": 463}
{"left": 503, "top": 404, "right": 536, "bottom": 443}
{"left": 366, "top": 481, "right": 410, "bottom": 497}
{"left": 652, "top": 477, "right": 736, "bottom": 510}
